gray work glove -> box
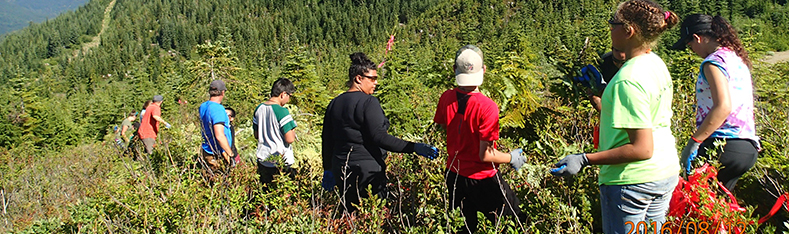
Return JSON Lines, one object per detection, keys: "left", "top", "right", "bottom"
{"left": 509, "top": 149, "right": 527, "bottom": 171}
{"left": 550, "top": 153, "right": 589, "bottom": 176}
{"left": 680, "top": 138, "right": 701, "bottom": 173}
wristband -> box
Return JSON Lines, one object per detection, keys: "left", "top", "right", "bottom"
{"left": 691, "top": 136, "right": 702, "bottom": 143}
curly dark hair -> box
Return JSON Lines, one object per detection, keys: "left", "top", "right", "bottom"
{"left": 346, "top": 52, "right": 376, "bottom": 88}
{"left": 711, "top": 16, "right": 751, "bottom": 69}
{"left": 614, "top": 0, "right": 679, "bottom": 45}
{"left": 683, "top": 14, "right": 752, "bottom": 69}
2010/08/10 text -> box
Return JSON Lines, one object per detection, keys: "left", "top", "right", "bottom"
{"left": 625, "top": 220, "right": 750, "bottom": 234}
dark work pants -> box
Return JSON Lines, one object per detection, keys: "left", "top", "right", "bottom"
{"left": 256, "top": 159, "right": 295, "bottom": 188}
{"left": 698, "top": 138, "right": 759, "bottom": 192}
{"left": 333, "top": 160, "right": 387, "bottom": 213}
{"left": 446, "top": 170, "right": 522, "bottom": 234}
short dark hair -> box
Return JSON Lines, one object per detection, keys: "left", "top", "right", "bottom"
{"left": 128, "top": 111, "right": 137, "bottom": 117}
{"left": 209, "top": 89, "right": 224, "bottom": 97}
{"left": 270, "top": 78, "right": 295, "bottom": 97}
{"left": 142, "top": 100, "right": 152, "bottom": 110}
{"left": 347, "top": 52, "right": 376, "bottom": 88}
{"left": 225, "top": 107, "right": 236, "bottom": 118}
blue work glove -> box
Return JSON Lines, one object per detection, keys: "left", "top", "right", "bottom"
{"left": 573, "top": 65, "right": 607, "bottom": 92}
{"left": 572, "top": 73, "right": 592, "bottom": 88}
{"left": 550, "top": 153, "right": 589, "bottom": 176}
{"left": 414, "top": 143, "right": 439, "bottom": 160}
{"left": 582, "top": 64, "right": 607, "bottom": 92}
{"left": 164, "top": 122, "right": 172, "bottom": 129}
{"left": 680, "top": 138, "right": 701, "bottom": 173}
{"left": 509, "top": 149, "right": 527, "bottom": 171}
{"left": 321, "top": 171, "right": 335, "bottom": 191}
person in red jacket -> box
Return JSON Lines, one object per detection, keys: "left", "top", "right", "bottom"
{"left": 138, "top": 95, "right": 171, "bottom": 154}
{"left": 434, "top": 45, "right": 527, "bottom": 233}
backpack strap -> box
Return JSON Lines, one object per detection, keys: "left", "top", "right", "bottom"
{"left": 456, "top": 90, "right": 470, "bottom": 115}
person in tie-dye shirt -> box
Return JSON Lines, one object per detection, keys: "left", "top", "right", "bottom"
{"left": 671, "top": 14, "right": 759, "bottom": 192}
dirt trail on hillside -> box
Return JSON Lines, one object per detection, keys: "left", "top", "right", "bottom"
{"left": 74, "top": 0, "right": 116, "bottom": 57}
{"left": 762, "top": 50, "right": 789, "bottom": 64}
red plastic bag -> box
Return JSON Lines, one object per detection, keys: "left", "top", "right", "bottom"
{"left": 593, "top": 126, "right": 600, "bottom": 149}
{"left": 758, "top": 193, "right": 789, "bottom": 224}
{"left": 667, "top": 164, "right": 750, "bottom": 233}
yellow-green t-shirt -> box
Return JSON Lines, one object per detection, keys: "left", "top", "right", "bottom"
{"left": 598, "top": 52, "right": 680, "bottom": 185}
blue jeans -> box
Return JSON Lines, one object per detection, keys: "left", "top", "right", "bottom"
{"left": 600, "top": 175, "right": 678, "bottom": 234}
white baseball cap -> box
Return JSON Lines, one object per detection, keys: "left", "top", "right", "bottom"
{"left": 455, "top": 45, "right": 484, "bottom": 86}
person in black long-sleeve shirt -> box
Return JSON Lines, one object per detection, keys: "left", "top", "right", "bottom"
{"left": 321, "top": 52, "right": 438, "bottom": 213}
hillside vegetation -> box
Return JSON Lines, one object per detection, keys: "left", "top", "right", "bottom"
{"left": 1, "top": 0, "right": 789, "bottom": 232}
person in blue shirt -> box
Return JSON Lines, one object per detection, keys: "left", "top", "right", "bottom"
{"left": 199, "top": 80, "right": 234, "bottom": 176}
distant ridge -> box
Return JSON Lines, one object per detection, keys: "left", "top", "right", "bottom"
{"left": 0, "top": 0, "right": 89, "bottom": 36}
{"left": 0, "top": 1, "right": 46, "bottom": 36}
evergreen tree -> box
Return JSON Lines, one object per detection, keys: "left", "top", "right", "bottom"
{"left": 183, "top": 28, "right": 240, "bottom": 103}
{"left": 281, "top": 44, "right": 330, "bottom": 120}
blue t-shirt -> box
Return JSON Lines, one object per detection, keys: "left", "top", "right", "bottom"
{"left": 199, "top": 100, "right": 232, "bottom": 154}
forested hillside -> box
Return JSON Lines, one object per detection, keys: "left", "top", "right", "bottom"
{"left": 0, "top": 0, "right": 90, "bottom": 36}
{"left": 1, "top": 0, "right": 788, "bottom": 232}
{"left": 0, "top": 1, "right": 45, "bottom": 35}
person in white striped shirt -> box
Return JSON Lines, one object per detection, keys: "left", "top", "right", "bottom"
{"left": 254, "top": 78, "right": 298, "bottom": 189}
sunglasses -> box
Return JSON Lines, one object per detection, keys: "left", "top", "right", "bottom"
{"left": 608, "top": 19, "right": 625, "bottom": 27}
{"left": 359, "top": 74, "right": 378, "bottom": 81}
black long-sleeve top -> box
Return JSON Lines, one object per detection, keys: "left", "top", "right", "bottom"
{"left": 321, "top": 91, "right": 415, "bottom": 171}
{"left": 600, "top": 52, "right": 620, "bottom": 84}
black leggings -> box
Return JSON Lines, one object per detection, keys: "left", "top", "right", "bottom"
{"left": 333, "top": 160, "right": 387, "bottom": 213}
{"left": 698, "top": 138, "right": 758, "bottom": 192}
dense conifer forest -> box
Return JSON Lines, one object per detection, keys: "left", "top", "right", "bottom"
{"left": 1, "top": 0, "right": 788, "bottom": 232}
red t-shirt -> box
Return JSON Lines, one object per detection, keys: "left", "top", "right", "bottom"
{"left": 434, "top": 88, "right": 500, "bottom": 179}
{"left": 138, "top": 103, "right": 161, "bottom": 139}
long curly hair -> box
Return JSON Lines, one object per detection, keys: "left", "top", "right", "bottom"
{"left": 683, "top": 14, "right": 752, "bottom": 69}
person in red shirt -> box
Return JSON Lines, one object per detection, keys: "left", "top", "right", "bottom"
{"left": 433, "top": 45, "right": 527, "bottom": 233}
{"left": 138, "top": 95, "right": 171, "bottom": 154}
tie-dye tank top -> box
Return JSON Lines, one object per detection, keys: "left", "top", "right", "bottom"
{"left": 696, "top": 47, "right": 760, "bottom": 149}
